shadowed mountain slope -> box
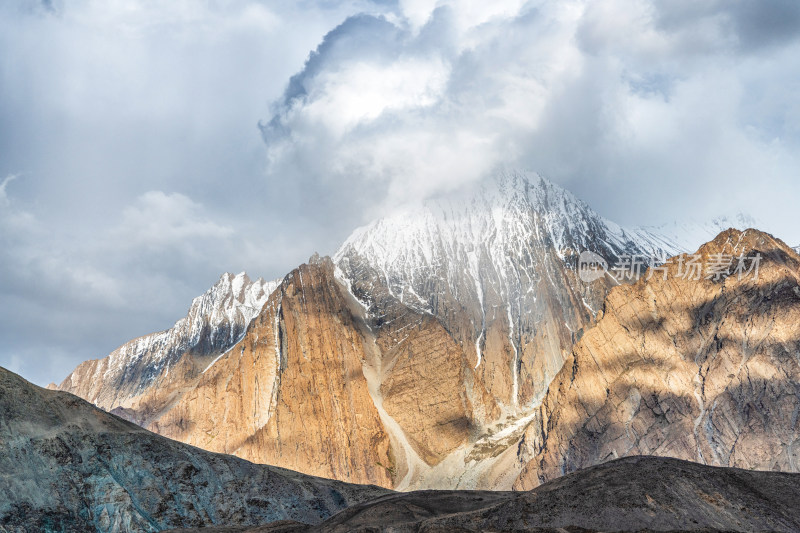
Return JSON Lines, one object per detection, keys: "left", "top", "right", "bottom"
{"left": 0, "top": 367, "right": 389, "bottom": 533}
{"left": 168, "top": 456, "right": 800, "bottom": 532}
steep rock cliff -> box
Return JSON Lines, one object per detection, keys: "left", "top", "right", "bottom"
{"left": 515, "top": 229, "right": 800, "bottom": 489}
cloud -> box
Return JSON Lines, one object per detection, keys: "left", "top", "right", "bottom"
{"left": 650, "top": 0, "right": 800, "bottom": 52}
{"left": 0, "top": 174, "right": 21, "bottom": 205}
{"left": 115, "top": 191, "right": 233, "bottom": 248}
{"left": 260, "top": 8, "right": 519, "bottom": 219}
{"left": 262, "top": 0, "right": 800, "bottom": 238}
{"left": 1, "top": 0, "right": 799, "bottom": 387}
{"left": 0, "top": 0, "right": 375, "bottom": 385}
{"left": 0, "top": 183, "right": 270, "bottom": 385}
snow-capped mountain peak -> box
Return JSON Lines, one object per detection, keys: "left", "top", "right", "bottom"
{"left": 335, "top": 170, "right": 682, "bottom": 297}
{"left": 333, "top": 170, "right": 760, "bottom": 418}
{"left": 57, "top": 271, "right": 280, "bottom": 412}
{"left": 333, "top": 170, "right": 687, "bottom": 420}
{"left": 185, "top": 271, "right": 277, "bottom": 341}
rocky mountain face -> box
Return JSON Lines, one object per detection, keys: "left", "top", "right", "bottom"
{"left": 56, "top": 272, "right": 278, "bottom": 427}
{"left": 56, "top": 171, "right": 772, "bottom": 492}
{"left": 334, "top": 171, "right": 682, "bottom": 416}
{"left": 515, "top": 228, "right": 800, "bottom": 489}
{"left": 149, "top": 256, "right": 395, "bottom": 487}
{"left": 57, "top": 172, "right": 676, "bottom": 489}
{"left": 0, "top": 366, "right": 389, "bottom": 533}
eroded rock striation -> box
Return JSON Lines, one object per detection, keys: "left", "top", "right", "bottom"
{"left": 56, "top": 172, "right": 770, "bottom": 490}
{"left": 515, "top": 228, "right": 800, "bottom": 489}
{"left": 150, "top": 256, "right": 394, "bottom": 487}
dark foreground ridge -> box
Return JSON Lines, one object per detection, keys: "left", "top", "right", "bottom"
{"left": 174, "top": 455, "right": 800, "bottom": 532}
{"left": 3, "top": 360, "right": 800, "bottom": 532}
{"left": 0, "top": 366, "right": 389, "bottom": 532}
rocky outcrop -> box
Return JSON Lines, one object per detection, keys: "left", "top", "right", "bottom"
{"left": 57, "top": 272, "right": 278, "bottom": 427}
{"left": 515, "top": 229, "right": 800, "bottom": 489}
{"left": 0, "top": 366, "right": 389, "bottom": 533}
{"left": 149, "top": 257, "right": 394, "bottom": 487}
{"left": 377, "top": 312, "right": 477, "bottom": 466}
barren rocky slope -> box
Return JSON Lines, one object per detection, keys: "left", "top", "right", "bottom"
{"left": 314, "top": 456, "right": 800, "bottom": 532}
{"left": 150, "top": 255, "right": 395, "bottom": 487}
{"left": 56, "top": 172, "right": 768, "bottom": 491}
{"left": 123, "top": 172, "right": 683, "bottom": 489}
{"left": 169, "top": 456, "right": 800, "bottom": 532}
{"left": 0, "top": 366, "right": 389, "bottom": 533}
{"left": 56, "top": 272, "right": 278, "bottom": 427}
{"left": 515, "top": 228, "right": 800, "bottom": 489}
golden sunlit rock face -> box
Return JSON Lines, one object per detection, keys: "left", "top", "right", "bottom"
{"left": 58, "top": 175, "right": 643, "bottom": 489}
{"left": 59, "top": 251, "right": 609, "bottom": 488}
{"left": 515, "top": 229, "right": 800, "bottom": 489}
{"left": 151, "top": 257, "right": 395, "bottom": 487}
{"left": 57, "top": 228, "right": 800, "bottom": 492}
{"left": 55, "top": 175, "right": 800, "bottom": 492}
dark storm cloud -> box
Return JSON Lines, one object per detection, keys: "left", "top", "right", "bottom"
{"left": 652, "top": 0, "right": 800, "bottom": 51}
{"left": 729, "top": 0, "right": 800, "bottom": 49}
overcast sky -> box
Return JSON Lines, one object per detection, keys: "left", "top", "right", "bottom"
{"left": 1, "top": 0, "right": 799, "bottom": 386}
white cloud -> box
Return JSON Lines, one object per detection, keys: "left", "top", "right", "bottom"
{"left": 115, "top": 191, "right": 234, "bottom": 248}
{"left": 302, "top": 57, "right": 450, "bottom": 136}
{"left": 0, "top": 174, "right": 20, "bottom": 205}
{"left": 2, "top": 0, "right": 800, "bottom": 387}
{"left": 262, "top": 0, "right": 800, "bottom": 239}
{"left": 396, "top": 0, "right": 526, "bottom": 34}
